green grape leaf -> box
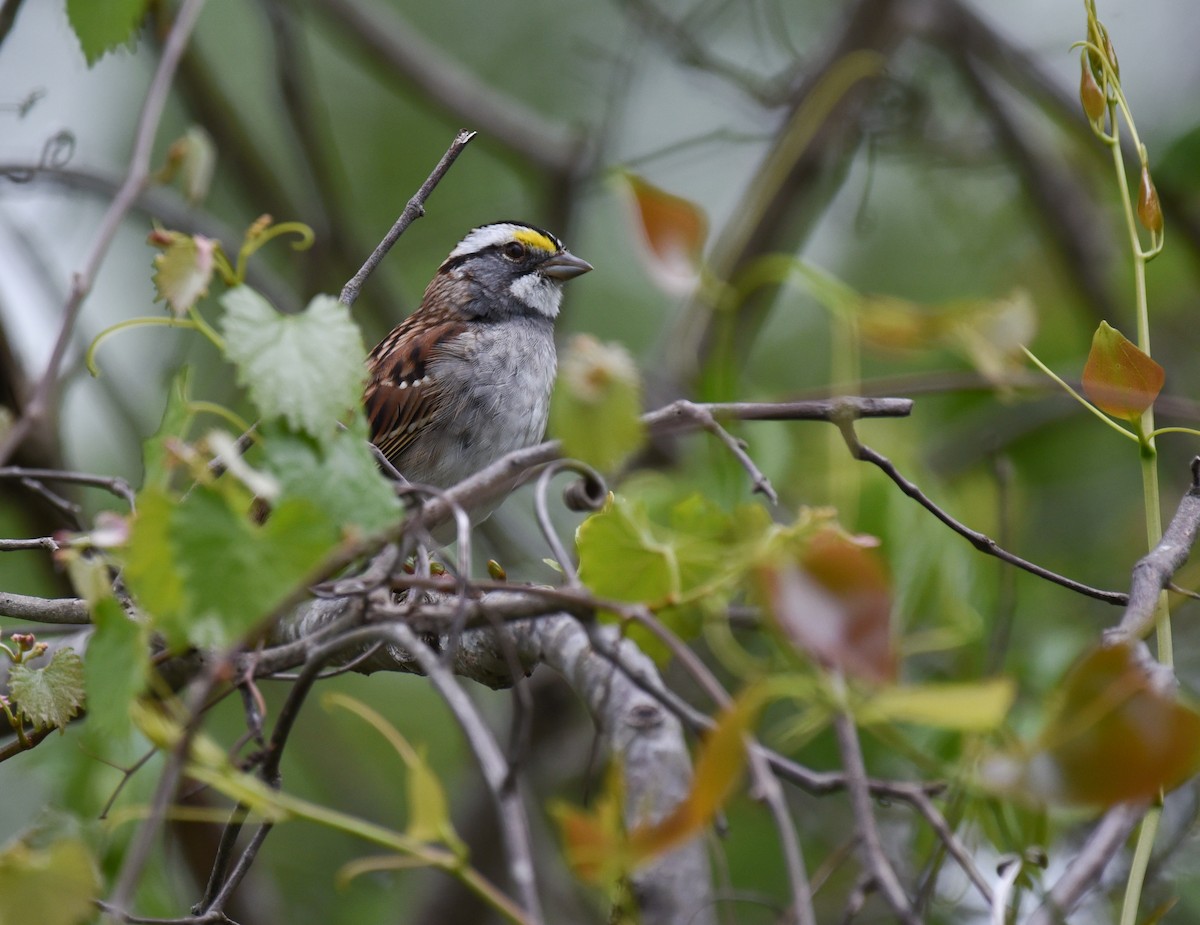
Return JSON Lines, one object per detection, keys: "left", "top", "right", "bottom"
{"left": 0, "top": 836, "right": 100, "bottom": 925}
{"left": 84, "top": 597, "right": 148, "bottom": 741}
{"left": 142, "top": 369, "right": 195, "bottom": 491}
{"left": 121, "top": 489, "right": 185, "bottom": 636}
{"left": 551, "top": 335, "right": 645, "bottom": 472}
{"left": 151, "top": 231, "right": 216, "bottom": 316}
{"left": 66, "top": 0, "right": 148, "bottom": 65}
{"left": 577, "top": 492, "right": 776, "bottom": 661}
{"left": 122, "top": 485, "right": 340, "bottom": 650}
{"left": 220, "top": 288, "right": 367, "bottom": 442}
{"left": 9, "top": 648, "right": 86, "bottom": 731}
{"left": 260, "top": 418, "right": 403, "bottom": 536}
{"left": 1081, "top": 321, "right": 1164, "bottom": 420}
{"left": 576, "top": 495, "right": 678, "bottom": 606}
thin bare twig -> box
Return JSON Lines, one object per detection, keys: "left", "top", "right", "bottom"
{"left": 0, "top": 536, "right": 59, "bottom": 552}
{"left": 834, "top": 415, "right": 1128, "bottom": 605}
{"left": 0, "top": 0, "right": 209, "bottom": 468}
{"left": 340, "top": 129, "right": 476, "bottom": 306}
{"left": 0, "top": 465, "right": 136, "bottom": 507}
{"left": 830, "top": 690, "right": 919, "bottom": 925}
{"left": 0, "top": 591, "right": 89, "bottom": 624}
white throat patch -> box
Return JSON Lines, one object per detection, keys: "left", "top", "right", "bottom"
{"left": 509, "top": 273, "right": 563, "bottom": 319}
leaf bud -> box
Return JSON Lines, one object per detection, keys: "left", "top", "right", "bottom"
{"left": 1137, "top": 165, "right": 1163, "bottom": 235}
{"left": 1079, "top": 55, "right": 1106, "bottom": 123}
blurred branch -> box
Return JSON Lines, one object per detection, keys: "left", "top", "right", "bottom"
{"left": 944, "top": 18, "right": 1116, "bottom": 326}
{"left": 0, "top": 164, "right": 299, "bottom": 312}
{"left": 0, "top": 590, "right": 88, "bottom": 623}
{"left": 1028, "top": 802, "right": 1146, "bottom": 925}
{"left": 0, "top": 466, "right": 135, "bottom": 507}
{"left": 310, "top": 0, "right": 584, "bottom": 179}
{"left": 0, "top": 0, "right": 23, "bottom": 49}
{"left": 831, "top": 697, "right": 918, "bottom": 924}
{"left": 668, "top": 0, "right": 906, "bottom": 389}
{"left": 0, "top": 0, "right": 209, "bottom": 468}
{"left": 613, "top": 0, "right": 786, "bottom": 105}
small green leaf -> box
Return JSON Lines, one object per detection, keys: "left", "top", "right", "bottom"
{"left": 151, "top": 232, "right": 216, "bottom": 316}
{"left": 142, "top": 369, "right": 195, "bottom": 491}
{"left": 0, "top": 836, "right": 100, "bottom": 925}
{"left": 9, "top": 649, "right": 86, "bottom": 731}
{"left": 220, "top": 288, "right": 367, "bottom": 442}
{"left": 1081, "top": 321, "right": 1164, "bottom": 420}
{"left": 163, "top": 126, "right": 217, "bottom": 205}
{"left": 577, "top": 495, "right": 677, "bottom": 606}
{"left": 857, "top": 678, "right": 1015, "bottom": 730}
{"left": 551, "top": 335, "right": 645, "bottom": 472}
{"left": 84, "top": 597, "right": 148, "bottom": 741}
{"left": 66, "top": 0, "right": 148, "bottom": 65}
{"left": 259, "top": 418, "right": 402, "bottom": 536}
{"left": 322, "top": 692, "right": 463, "bottom": 852}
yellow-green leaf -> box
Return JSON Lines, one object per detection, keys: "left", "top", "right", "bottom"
{"left": 857, "top": 678, "right": 1015, "bottom": 730}
{"left": 0, "top": 836, "right": 100, "bottom": 925}
{"left": 151, "top": 231, "right": 216, "bottom": 317}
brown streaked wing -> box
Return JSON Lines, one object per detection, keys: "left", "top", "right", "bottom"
{"left": 364, "top": 315, "right": 468, "bottom": 466}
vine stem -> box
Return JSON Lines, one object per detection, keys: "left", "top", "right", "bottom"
{"left": 1095, "top": 6, "right": 1171, "bottom": 921}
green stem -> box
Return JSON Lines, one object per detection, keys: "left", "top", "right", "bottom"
{"left": 1121, "top": 804, "right": 1161, "bottom": 925}
{"left": 1102, "top": 26, "right": 1170, "bottom": 925}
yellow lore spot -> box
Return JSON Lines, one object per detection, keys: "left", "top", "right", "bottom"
{"left": 513, "top": 228, "right": 557, "bottom": 254}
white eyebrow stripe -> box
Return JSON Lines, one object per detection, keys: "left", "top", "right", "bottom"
{"left": 448, "top": 223, "right": 558, "bottom": 259}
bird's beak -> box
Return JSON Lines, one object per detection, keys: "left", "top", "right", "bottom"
{"left": 540, "top": 250, "right": 593, "bottom": 281}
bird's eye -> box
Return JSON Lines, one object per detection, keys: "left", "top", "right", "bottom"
{"left": 502, "top": 241, "right": 526, "bottom": 261}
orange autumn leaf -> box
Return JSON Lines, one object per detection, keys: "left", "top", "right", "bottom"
{"left": 621, "top": 173, "right": 707, "bottom": 295}
{"left": 628, "top": 687, "right": 765, "bottom": 862}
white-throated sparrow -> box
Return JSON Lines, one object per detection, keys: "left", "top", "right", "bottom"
{"left": 364, "top": 221, "right": 592, "bottom": 490}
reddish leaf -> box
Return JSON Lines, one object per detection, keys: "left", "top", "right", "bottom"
{"left": 992, "top": 641, "right": 1200, "bottom": 807}
{"left": 622, "top": 173, "right": 707, "bottom": 295}
{"left": 756, "top": 528, "right": 895, "bottom": 684}
{"left": 1081, "top": 321, "right": 1164, "bottom": 420}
